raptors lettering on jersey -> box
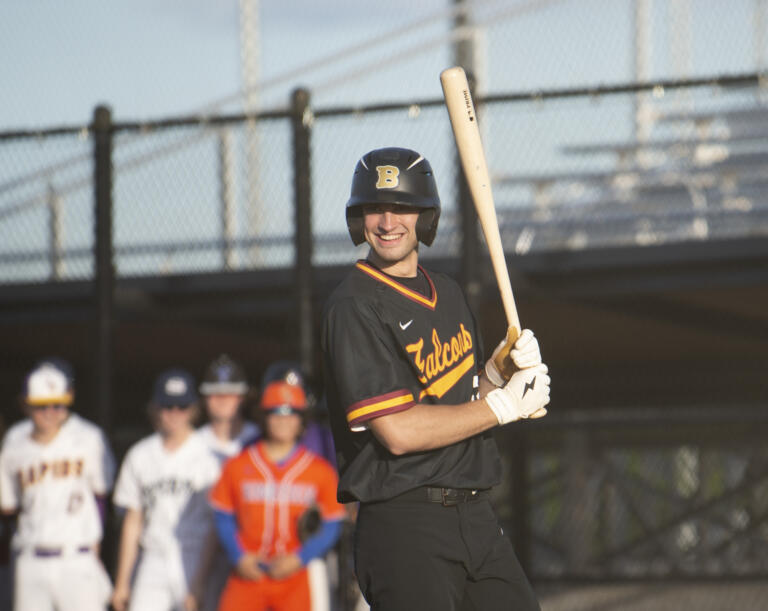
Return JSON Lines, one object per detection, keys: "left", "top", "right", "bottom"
{"left": 0, "top": 358, "right": 116, "bottom": 611}
{"left": 0, "top": 413, "right": 115, "bottom": 551}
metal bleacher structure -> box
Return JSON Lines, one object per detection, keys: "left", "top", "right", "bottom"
{"left": 493, "top": 100, "right": 768, "bottom": 254}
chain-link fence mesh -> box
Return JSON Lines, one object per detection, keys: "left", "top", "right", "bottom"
{"left": 0, "top": 132, "right": 93, "bottom": 282}
{"left": 111, "top": 119, "right": 296, "bottom": 275}
{"left": 5, "top": 79, "right": 768, "bottom": 282}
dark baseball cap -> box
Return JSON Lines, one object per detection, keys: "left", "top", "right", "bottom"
{"left": 200, "top": 354, "right": 248, "bottom": 396}
{"left": 152, "top": 368, "right": 198, "bottom": 407}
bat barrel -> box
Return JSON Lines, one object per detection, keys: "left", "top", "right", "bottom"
{"left": 440, "top": 66, "right": 521, "bottom": 332}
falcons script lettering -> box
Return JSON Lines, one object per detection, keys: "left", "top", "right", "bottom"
{"left": 406, "top": 323, "right": 473, "bottom": 385}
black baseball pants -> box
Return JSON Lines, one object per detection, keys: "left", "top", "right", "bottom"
{"left": 354, "top": 492, "right": 540, "bottom": 611}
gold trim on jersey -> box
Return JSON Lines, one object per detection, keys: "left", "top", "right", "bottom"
{"left": 418, "top": 354, "right": 475, "bottom": 400}
{"left": 346, "top": 390, "right": 415, "bottom": 425}
{"left": 355, "top": 261, "right": 437, "bottom": 309}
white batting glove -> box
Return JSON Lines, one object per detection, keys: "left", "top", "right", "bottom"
{"left": 484, "top": 364, "right": 550, "bottom": 425}
{"left": 485, "top": 329, "right": 543, "bottom": 387}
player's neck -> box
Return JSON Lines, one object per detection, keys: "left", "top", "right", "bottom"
{"left": 366, "top": 249, "right": 419, "bottom": 278}
{"left": 31, "top": 425, "right": 63, "bottom": 445}
{"left": 161, "top": 427, "right": 192, "bottom": 451}
{"left": 262, "top": 438, "right": 297, "bottom": 463}
{"left": 211, "top": 417, "right": 243, "bottom": 441}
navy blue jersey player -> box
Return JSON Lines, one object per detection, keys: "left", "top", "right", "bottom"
{"left": 321, "top": 147, "right": 551, "bottom": 611}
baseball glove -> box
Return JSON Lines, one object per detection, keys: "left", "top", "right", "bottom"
{"left": 297, "top": 506, "right": 322, "bottom": 542}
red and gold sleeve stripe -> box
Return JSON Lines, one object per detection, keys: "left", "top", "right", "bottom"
{"left": 346, "top": 389, "right": 415, "bottom": 430}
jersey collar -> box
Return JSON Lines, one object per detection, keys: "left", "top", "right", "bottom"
{"left": 355, "top": 260, "right": 437, "bottom": 310}
{"left": 252, "top": 440, "right": 307, "bottom": 470}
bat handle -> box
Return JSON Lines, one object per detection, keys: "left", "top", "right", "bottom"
{"left": 492, "top": 325, "right": 521, "bottom": 379}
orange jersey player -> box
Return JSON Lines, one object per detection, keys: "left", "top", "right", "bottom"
{"left": 210, "top": 380, "right": 346, "bottom": 611}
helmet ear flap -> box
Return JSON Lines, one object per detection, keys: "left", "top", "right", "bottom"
{"left": 346, "top": 207, "right": 365, "bottom": 246}
{"left": 416, "top": 208, "right": 440, "bottom": 246}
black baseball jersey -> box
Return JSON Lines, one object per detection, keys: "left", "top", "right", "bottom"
{"left": 321, "top": 260, "right": 502, "bottom": 503}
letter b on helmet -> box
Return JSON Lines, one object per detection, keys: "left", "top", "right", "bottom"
{"left": 345, "top": 147, "right": 441, "bottom": 246}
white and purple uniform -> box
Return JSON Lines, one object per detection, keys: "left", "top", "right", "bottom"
{"left": 0, "top": 414, "right": 115, "bottom": 611}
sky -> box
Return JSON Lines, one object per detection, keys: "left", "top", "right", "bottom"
{"left": 1, "top": 0, "right": 762, "bottom": 129}
{"left": 0, "top": 0, "right": 452, "bottom": 129}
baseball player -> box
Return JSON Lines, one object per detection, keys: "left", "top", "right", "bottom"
{"left": 111, "top": 368, "right": 220, "bottom": 611}
{"left": 0, "top": 359, "right": 114, "bottom": 611}
{"left": 210, "top": 379, "right": 346, "bottom": 611}
{"left": 198, "top": 354, "right": 259, "bottom": 465}
{"left": 258, "top": 362, "right": 339, "bottom": 611}
{"left": 196, "top": 354, "right": 258, "bottom": 611}
{"left": 320, "top": 147, "right": 551, "bottom": 610}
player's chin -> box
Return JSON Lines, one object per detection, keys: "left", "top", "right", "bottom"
{"left": 371, "top": 238, "right": 416, "bottom": 262}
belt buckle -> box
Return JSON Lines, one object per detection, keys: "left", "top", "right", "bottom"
{"left": 440, "top": 488, "right": 460, "bottom": 507}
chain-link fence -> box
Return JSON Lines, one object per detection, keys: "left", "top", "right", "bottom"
{"left": 3, "top": 75, "right": 768, "bottom": 283}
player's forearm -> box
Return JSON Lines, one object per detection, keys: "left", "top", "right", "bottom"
{"left": 114, "top": 508, "right": 142, "bottom": 590}
{"left": 370, "top": 398, "right": 497, "bottom": 455}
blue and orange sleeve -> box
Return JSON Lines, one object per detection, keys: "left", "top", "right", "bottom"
{"left": 214, "top": 509, "right": 243, "bottom": 565}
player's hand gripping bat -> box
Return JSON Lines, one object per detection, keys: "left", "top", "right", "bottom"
{"left": 440, "top": 66, "right": 521, "bottom": 380}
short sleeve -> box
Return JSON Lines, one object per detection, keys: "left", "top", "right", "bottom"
{"left": 112, "top": 447, "right": 142, "bottom": 511}
{"left": 209, "top": 459, "right": 236, "bottom": 513}
{"left": 0, "top": 440, "right": 19, "bottom": 513}
{"left": 88, "top": 429, "right": 116, "bottom": 495}
{"left": 323, "top": 298, "right": 416, "bottom": 431}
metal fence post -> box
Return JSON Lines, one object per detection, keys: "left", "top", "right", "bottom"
{"left": 291, "top": 88, "right": 314, "bottom": 379}
{"left": 93, "top": 105, "right": 114, "bottom": 435}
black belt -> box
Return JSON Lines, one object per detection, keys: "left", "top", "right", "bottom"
{"left": 33, "top": 546, "right": 91, "bottom": 557}
{"left": 395, "top": 486, "right": 488, "bottom": 506}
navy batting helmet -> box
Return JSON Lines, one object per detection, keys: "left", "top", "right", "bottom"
{"left": 345, "top": 147, "right": 441, "bottom": 246}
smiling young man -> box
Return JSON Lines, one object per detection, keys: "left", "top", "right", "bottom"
{"left": 321, "top": 147, "right": 551, "bottom": 610}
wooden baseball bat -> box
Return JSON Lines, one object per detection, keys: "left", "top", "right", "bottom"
{"left": 440, "top": 66, "right": 521, "bottom": 371}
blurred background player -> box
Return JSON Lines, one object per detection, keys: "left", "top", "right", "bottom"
{"left": 0, "top": 359, "right": 115, "bottom": 611}
{"left": 197, "top": 354, "right": 258, "bottom": 611}
{"left": 111, "top": 368, "right": 220, "bottom": 611}
{"left": 198, "top": 354, "right": 259, "bottom": 464}
{"left": 210, "top": 379, "right": 346, "bottom": 611}
{"left": 258, "top": 361, "right": 340, "bottom": 611}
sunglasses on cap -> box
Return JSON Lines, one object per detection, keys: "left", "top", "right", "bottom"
{"left": 30, "top": 403, "right": 68, "bottom": 412}
{"left": 264, "top": 405, "right": 303, "bottom": 416}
